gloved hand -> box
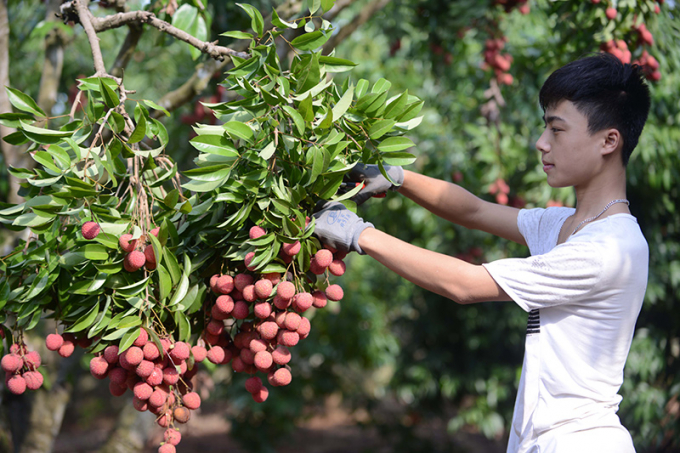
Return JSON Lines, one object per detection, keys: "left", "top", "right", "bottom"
{"left": 312, "top": 202, "right": 374, "bottom": 255}
{"left": 345, "top": 163, "right": 404, "bottom": 205}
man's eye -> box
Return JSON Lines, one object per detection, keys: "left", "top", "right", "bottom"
{"left": 551, "top": 128, "right": 561, "bottom": 133}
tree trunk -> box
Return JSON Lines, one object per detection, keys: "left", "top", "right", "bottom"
{"left": 97, "top": 404, "right": 155, "bottom": 453}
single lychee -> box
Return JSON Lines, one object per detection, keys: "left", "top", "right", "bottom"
{"left": 150, "top": 227, "right": 160, "bottom": 237}
{"left": 254, "top": 301, "right": 272, "bottom": 319}
{"left": 271, "top": 367, "right": 292, "bottom": 387}
{"left": 240, "top": 348, "right": 255, "bottom": 365}
{"left": 124, "top": 251, "right": 146, "bottom": 272}
{"left": 606, "top": 7, "right": 617, "bottom": 20}
{"left": 263, "top": 272, "right": 281, "bottom": 285}
{"left": 103, "top": 345, "right": 120, "bottom": 364}
{"left": 163, "top": 367, "right": 179, "bottom": 385}
{"left": 232, "top": 300, "right": 250, "bottom": 319}
{"left": 133, "top": 328, "right": 149, "bottom": 347}
{"left": 252, "top": 386, "right": 269, "bottom": 403}
{"left": 242, "top": 285, "right": 257, "bottom": 302}
{"left": 328, "top": 260, "right": 346, "bottom": 276}
{"left": 119, "top": 234, "right": 137, "bottom": 253}
{"left": 234, "top": 273, "right": 254, "bottom": 291}
{"left": 254, "top": 350, "right": 273, "bottom": 371}
{"left": 215, "top": 295, "right": 234, "bottom": 315}
{"left": 309, "top": 258, "right": 326, "bottom": 275}
{"left": 133, "top": 381, "right": 153, "bottom": 400}
{"left": 293, "top": 292, "right": 313, "bottom": 312}
{"left": 143, "top": 342, "right": 160, "bottom": 361}
{"left": 7, "top": 375, "right": 27, "bottom": 395}
{"left": 23, "top": 371, "right": 44, "bottom": 390}
{"left": 254, "top": 279, "right": 273, "bottom": 299}
{"left": 58, "top": 340, "right": 75, "bottom": 358}
{"left": 23, "top": 351, "right": 41, "bottom": 369}
{"left": 276, "top": 281, "right": 295, "bottom": 300}
{"left": 207, "top": 346, "right": 226, "bottom": 364}
{"left": 108, "top": 367, "right": 128, "bottom": 385}
{"left": 245, "top": 376, "right": 263, "bottom": 394}
{"left": 132, "top": 396, "right": 148, "bottom": 412}
{"left": 173, "top": 406, "right": 191, "bottom": 424}
{"left": 182, "top": 391, "right": 201, "bottom": 410}
{"left": 90, "top": 356, "right": 109, "bottom": 379}
{"left": 45, "top": 333, "right": 64, "bottom": 351}
{"left": 258, "top": 321, "right": 279, "bottom": 340}
{"left": 146, "top": 367, "right": 163, "bottom": 387}
{"left": 81, "top": 221, "right": 101, "bottom": 240}
{"left": 136, "top": 360, "right": 155, "bottom": 379}
{"left": 282, "top": 241, "right": 301, "bottom": 256}
{"left": 191, "top": 345, "right": 207, "bottom": 363}
{"left": 215, "top": 275, "right": 234, "bottom": 294}
{"left": 159, "top": 443, "right": 176, "bottom": 453}
{"left": 206, "top": 319, "right": 225, "bottom": 336}
{"left": 312, "top": 290, "right": 327, "bottom": 309}
{"left": 244, "top": 252, "right": 257, "bottom": 271}
{"left": 249, "top": 225, "right": 267, "bottom": 240}
{"left": 170, "top": 342, "right": 190, "bottom": 362}
{"left": 123, "top": 346, "right": 144, "bottom": 367}
{"left": 149, "top": 388, "right": 168, "bottom": 407}
{"left": 277, "top": 330, "right": 300, "bottom": 347}
{"left": 109, "top": 381, "right": 127, "bottom": 397}
{"left": 273, "top": 294, "right": 291, "bottom": 310}
{"left": 249, "top": 338, "right": 268, "bottom": 353}
{"left": 314, "top": 249, "right": 333, "bottom": 268}
{"left": 272, "top": 345, "right": 291, "bottom": 365}
{"left": 297, "top": 317, "right": 311, "bottom": 339}
{"left": 325, "top": 284, "right": 344, "bottom": 301}
{"left": 284, "top": 312, "right": 302, "bottom": 331}
{"left": 164, "top": 428, "right": 182, "bottom": 446}
{"left": 144, "top": 245, "right": 157, "bottom": 268}
{"left": 1, "top": 354, "right": 22, "bottom": 373}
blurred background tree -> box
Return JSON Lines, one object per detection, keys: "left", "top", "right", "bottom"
{"left": 1, "top": 0, "right": 678, "bottom": 452}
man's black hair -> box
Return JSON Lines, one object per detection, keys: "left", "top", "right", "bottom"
{"left": 539, "top": 52, "right": 651, "bottom": 166}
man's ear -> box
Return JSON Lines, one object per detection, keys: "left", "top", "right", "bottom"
{"left": 601, "top": 128, "right": 622, "bottom": 157}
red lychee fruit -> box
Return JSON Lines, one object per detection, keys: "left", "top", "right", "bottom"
{"left": 144, "top": 245, "right": 157, "bottom": 269}
{"left": 312, "top": 290, "right": 327, "bottom": 309}
{"left": 150, "top": 227, "right": 160, "bottom": 237}
{"left": 606, "top": 7, "right": 617, "bottom": 20}
{"left": 158, "top": 443, "right": 176, "bottom": 453}
{"left": 272, "top": 345, "right": 291, "bottom": 365}
{"left": 45, "top": 333, "right": 64, "bottom": 351}
{"left": 123, "top": 346, "right": 144, "bottom": 366}
{"left": 263, "top": 272, "right": 281, "bottom": 285}
{"left": 108, "top": 367, "right": 128, "bottom": 385}
{"left": 149, "top": 388, "right": 168, "bottom": 407}
{"left": 215, "top": 295, "right": 234, "bottom": 316}
{"left": 143, "top": 342, "right": 160, "bottom": 361}
{"left": 7, "top": 375, "right": 27, "bottom": 395}
{"left": 253, "top": 301, "right": 272, "bottom": 319}
{"left": 231, "top": 356, "right": 246, "bottom": 373}
{"left": 157, "top": 412, "right": 172, "bottom": 428}
{"left": 206, "top": 319, "right": 225, "bottom": 336}
{"left": 293, "top": 292, "right": 313, "bottom": 312}
{"left": 277, "top": 330, "right": 300, "bottom": 347}
{"left": 273, "top": 294, "right": 291, "bottom": 310}
{"left": 271, "top": 367, "right": 292, "bottom": 387}
{"left": 163, "top": 367, "right": 179, "bottom": 385}
{"left": 23, "top": 350, "right": 41, "bottom": 368}
{"left": 232, "top": 300, "right": 250, "bottom": 319}
{"left": 276, "top": 281, "right": 295, "bottom": 300}
{"left": 133, "top": 381, "right": 153, "bottom": 400}
{"left": 1, "top": 354, "right": 22, "bottom": 373}
{"left": 282, "top": 241, "right": 301, "bottom": 256}
{"left": 240, "top": 348, "right": 255, "bottom": 365}
{"left": 23, "top": 371, "right": 44, "bottom": 390}
{"left": 242, "top": 285, "right": 257, "bottom": 302}
{"left": 207, "top": 346, "right": 226, "bottom": 364}
{"left": 245, "top": 376, "right": 263, "bottom": 394}
{"left": 124, "top": 250, "right": 146, "bottom": 272}
{"left": 58, "top": 340, "right": 75, "bottom": 357}
{"left": 258, "top": 321, "right": 279, "bottom": 340}
{"left": 182, "top": 391, "right": 201, "bottom": 410}
{"left": 146, "top": 367, "right": 163, "bottom": 387}
{"left": 109, "top": 381, "right": 127, "bottom": 396}
{"left": 325, "top": 284, "right": 344, "bottom": 301}
{"left": 103, "top": 345, "right": 119, "bottom": 364}
{"left": 283, "top": 312, "right": 302, "bottom": 331}
{"left": 133, "top": 328, "right": 149, "bottom": 347}
{"left": 309, "top": 258, "right": 326, "bottom": 275}
{"left": 254, "top": 279, "right": 273, "bottom": 299}
{"left": 297, "top": 317, "right": 311, "bottom": 339}
{"left": 234, "top": 273, "right": 254, "bottom": 291}
{"left": 170, "top": 342, "right": 190, "bottom": 362}
{"left": 132, "top": 396, "right": 148, "bottom": 412}
{"left": 119, "top": 234, "right": 137, "bottom": 253}
{"left": 252, "top": 386, "right": 269, "bottom": 403}
{"left": 164, "top": 428, "right": 182, "bottom": 446}
{"left": 244, "top": 252, "right": 257, "bottom": 271}
{"left": 90, "top": 356, "right": 109, "bottom": 379}
{"left": 249, "top": 225, "right": 266, "bottom": 240}
{"left": 249, "top": 338, "right": 268, "bottom": 353}
{"left": 254, "top": 350, "right": 273, "bottom": 371}
{"left": 215, "top": 275, "right": 234, "bottom": 294}
{"left": 329, "top": 260, "right": 346, "bottom": 276}
{"left": 136, "top": 360, "right": 155, "bottom": 379}
{"left": 81, "top": 221, "right": 101, "bottom": 240}
{"left": 314, "top": 249, "right": 333, "bottom": 268}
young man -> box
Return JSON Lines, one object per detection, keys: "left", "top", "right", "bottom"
{"left": 313, "top": 53, "right": 651, "bottom": 452}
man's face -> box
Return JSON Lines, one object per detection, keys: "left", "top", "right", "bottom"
{"left": 535, "top": 100, "right": 609, "bottom": 188}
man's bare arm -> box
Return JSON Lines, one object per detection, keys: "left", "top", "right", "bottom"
{"left": 358, "top": 227, "right": 512, "bottom": 304}
{"left": 397, "top": 170, "right": 526, "bottom": 246}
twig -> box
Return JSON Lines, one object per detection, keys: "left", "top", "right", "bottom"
{"left": 70, "top": 0, "right": 107, "bottom": 75}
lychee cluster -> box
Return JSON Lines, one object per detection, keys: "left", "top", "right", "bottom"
{"left": 482, "top": 38, "right": 514, "bottom": 86}
{"left": 633, "top": 50, "right": 661, "bottom": 82}
{"left": 200, "top": 226, "right": 346, "bottom": 404}
{"left": 1, "top": 341, "right": 44, "bottom": 394}
{"left": 119, "top": 227, "right": 160, "bottom": 272}
{"left": 492, "top": 0, "right": 529, "bottom": 15}
{"left": 488, "top": 178, "right": 510, "bottom": 205}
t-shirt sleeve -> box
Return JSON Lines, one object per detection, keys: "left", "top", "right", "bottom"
{"left": 482, "top": 240, "right": 604, "bottom": 312}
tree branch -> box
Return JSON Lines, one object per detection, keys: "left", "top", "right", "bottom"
{"left": 69, "top": 0, "right": 107, "bottom": 75}
{"left": 109, "top": 22, "right": 144, "bottom": 78}
{"left": 322, "top": 0, "right": 392, "bottom": 54}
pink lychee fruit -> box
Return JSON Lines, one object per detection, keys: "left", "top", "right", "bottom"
{"left": 123, "top": 346, "right": 144, "bottom": 366}
{"left": 7, "top": 375, "right": 27, "bottom": 395}
{"left": 144, "top": 245, "right": 157, "bottom": 268}
{"left": 191, "top": 345, "right": 207, "bottom": 362}
{"left": 103, "top": 345, "right": 120, "bottom": 364}
{"left": 124, "top": 250, "right": 146, "bottom": 272}
{"left": 245, "top": 376, "right": 263, "bottom": 394}
{"left": 328, "top": 260, "right": 346, "bottom": 276}
{"left": 182, "top": 391, "right": 201, "bottom": 410}
{"left": 325, "top": 284, "right": 344, "bottom": 301}
{"left": 272, "top": 345, "right": 291, "bottom": 365}
{"left": 244, "top": 252, "right": 257, "bottom": 271}
{"left": 252, "top": 386, "right": 269, "bottom": 403}
{"left": 254, "top": 350, "right": 273, "bottom": 371}
{"left": 58, "top": 340, "right": 75, "bottom": 358}
{"left": 23, "top": 371, "right": 44, "bottom": 390}
{"left": 314, "top": 249, "right": 333, "bottom": 268}
{"left": 215, "top": 275, "right": 234, "bottom": 294}
{"left": 1, "top": 354, "right": 22, "bottom": 373}
{"left": 81, "top": 221, "right": 101, "bottom": 240}
{"left": 170, "top": 342, "right": 190, "bottom": 362}
{"left": 276, "top": 281, "right": 295, "bottom": 300}
{"left": 254, "top": 301, "right": 272, "bottom": 319}
{"left": 232, "top": 300, "right": 250, "bottom": 319}
{"left": 282, "top": 241, "right": 301, "bottom": 256}
{"left": 258, "top": 321, "right": 279, "bottom": 340}
{"left": 23, "top": 351, "right": 41, "bottom": 368}
{"left": 293, "top": 292, "right": 313, "bottom": 312}
{"left": 133, "top": 381, "right": 153, "bottom": 400}
{"left": 234, "top": 273, "right": 254, "bottom": 291}
{"left": 254, "top": 279, "right": 273, "bottom": 299}
{"left": 119, "top": 234, "right": 137, "bottom": 253}
{"left": 312, "top": 290, "right": 327, "bottom": 309}
{"left": 89, "top": 356, "right": 109, "bottom": 379}
{"left": 164, "top": 428, "right": 182, "bottom": 446}
{"left": 271, "top": 367, "right": 292, "bottom": 386}
{"left": 283, "top": 312, "right": 302, "bottom": 331}
{"left": 207, "top": 346, "right": 226, "bottom": 364}
{"left": 45, "top": 333, "right": 64, "bottom": 351}
{"left": 606, "top": 7, "right": 617, "bottom": 20}
{"left": 249, "top": 225, "right": 267, "bottom": 239}
{"left": 297, "top": 317, "right": 311, "bottom": 339}
{"left": 133, "top": 328, "right": 148, "bottom": 347}
{"left": 158, "top": 443, "right": 176, "bottom": 453}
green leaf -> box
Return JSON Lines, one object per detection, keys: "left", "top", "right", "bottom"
{"left": 372, "top": 78, "right": 392, "bottom": 94}
{"left": 5, "top": 87, "right": 45, "bottom": 117}
{"left": 128, "top": 114, "right": 147, "bottom": 143}
{"left": 164, "top": 189, "right": 180, "bottom": 208}
{"left": 271, "top": 8, "right": 298, "bottom": 29}
{"left": 290, "top": 30, "right": 331, "bottom": 51}
{"left": 319, "top": 56, "right": 357, "bottom": 73}
{"left": 183, "top": 164, "right": 231, "bottom": 182}
{"left": 298, "top": 94, "right": 314, "bottom": 122}
{"left": 355, "top": 79, "right": 369, "bottom": 98}
{"left": 332, "top": 85, "right": 354, "bottom": 121}
{"left": 321, "top": 0, "right": 335, "bottom": 12}
{"left": 0, "top": 112, "right": 35, "bottom": 128}
{"left": 307, "top": 0, "right": 321, "bottom": 14}
{"left": 163, "top": 249, "right": 181, "bottom": 285}
{"left": 174, "top": 311, "right": 191, "bottom": 342}
{"left": 368, "top": 119, "right": 396, "bottom": 139}
{"left": 181, "top": 177, "right": 227, "bottom": 192}
{"left": 99, "top": 78, "right": 119, "bottom": 108}
{"left": 157, "top": 265, "right": 173, "bottom": 301}
{"left": 189, "top": 134, "right": 238, "bottom": 157}
{"left": 142, "top": 99, "right": 170, "bottom": 117}
{"left": 259, "top": 141, "right": 276, "bottom": 160}
{"left": 382, "top": 152, "right": 417, "bottom": 167}
{"left": 168, "top": 273, "right": 189, "bottom": 307}
{"left": 282, "top": 105, "right": 305, "bottom": 135}
{"left": 33, "top": 151, "right": 61, "bottom": 174}
{"left": 223, "top": 121, "right": 254, "bottom": 143}
{"left": 220, "top": 30, "right": 254, "bottom": 40}
{"left": 66, "top": 302, "right": 100, "bottom": 333}
{"left": 237, "top": 3, "right": 265, "bottom": 37}
{"left": 384, "top": 90, "right": 410, "bottom": 119}
{"left": 118, "top": 328, "right": 141, "bottom": 353}
{"left": 81, "top": 244, "right": 110, "bottom": 261}
{"left": 377, "top": 136, "right": 415, "bottom": 152}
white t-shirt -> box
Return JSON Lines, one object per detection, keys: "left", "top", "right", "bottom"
{"left": 483, "top": 207, "right": 648, "bottom": 453}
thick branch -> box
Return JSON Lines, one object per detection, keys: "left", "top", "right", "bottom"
{"left": 322, "top": 0, "right": 391, "bottom": 54}
{"left": 109, "top": 22, "right": 144, "bottom": 78}
{"left": 71, "top": 0, "right": 107, "bottom": 74}
{"left": 91, "top": 10, "right": 249, "bottom": 61}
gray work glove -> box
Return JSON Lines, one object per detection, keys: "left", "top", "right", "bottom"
{"left": 346, "top": 163, "right": 404, "bottom": 205}
{"left": 312, "top": 202, "right": 374, "bottom": 255}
